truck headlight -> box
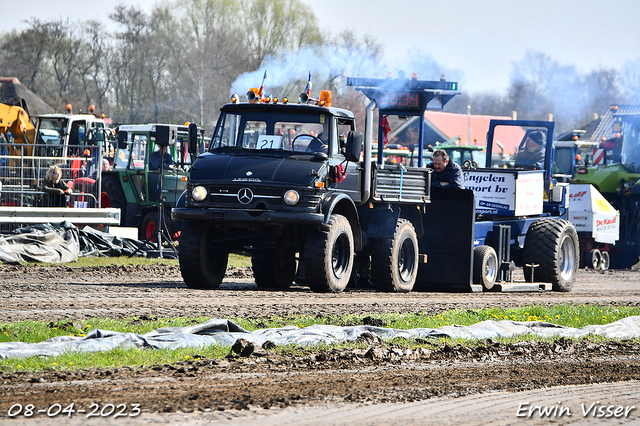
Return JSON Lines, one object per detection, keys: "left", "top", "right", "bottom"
{"left": 192, "top": 186, "right": 207, "bottom": 201}
{"left": 283, "top": 190, "right": 300, "bottom": 205}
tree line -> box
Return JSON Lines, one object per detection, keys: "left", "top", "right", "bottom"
{"left": 1, "top": 0, "right": 639, "bottom": 135}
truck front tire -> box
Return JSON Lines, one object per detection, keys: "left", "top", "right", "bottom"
{"left": 304, "top": 214, "right": 354, "bottom": 293}
{"left": 252, "top": 251, "right": 297, "bottom": 289}
{"left": 371, "top": 219, "right": 418, "bottom": 292}
{"left": 178, "top": 221, "right": 228, "bottom": 289}
{"left": 523, "top": 219, "right": 578, "bottom": 292}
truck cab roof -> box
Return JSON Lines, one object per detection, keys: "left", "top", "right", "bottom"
{"left": 220, "top": 102, "right": 356, "bottom": 120}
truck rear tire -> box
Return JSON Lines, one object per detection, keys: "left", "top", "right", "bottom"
{"left": 304, "top": 214, "right": 354, "bottom": 293}
{"left": 252, "top": 251, "right": 297, "bottom": 289}
{"left": 101, "top": 174, "right": 127, "bottom": 226}
{"left": 523, "top": 219, "right": 578, "bottom": 292}
{"left": 178, "top": 221, "right": 228, "bottom": 289}
{"left": 371, "top": 219, "right": 418, "bottom": 292}
{"left": 473, "top": 245, "right": 498, "bottom": 290}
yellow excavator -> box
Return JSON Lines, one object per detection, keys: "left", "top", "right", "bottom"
{"left": 0, "top": 98, "right": 36, "bottom": 150}
{"left": 0, "top": 99, "right": 37, "bottom": 189}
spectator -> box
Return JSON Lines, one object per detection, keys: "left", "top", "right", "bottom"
{"left": 43, "top": 165, "right": 71, "bottom": 207}
{"left": 428, "top": 149, "right": 464, "bottom": 189}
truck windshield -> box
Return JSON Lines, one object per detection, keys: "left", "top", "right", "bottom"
{"left": 621, "top": 120, "right": 640, "bottom": 173}
{"left": 37, "top": 118, "right": 66, "bottom": 146}
{"left": 210, "top": 112, "right": 329, "bottom": 153}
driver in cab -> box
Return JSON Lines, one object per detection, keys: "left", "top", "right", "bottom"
{"left": 305, "top": 121, "right": 329, "bottom": 153}
{"left": 514, "top": 130, "right": 545, "bottom": 170}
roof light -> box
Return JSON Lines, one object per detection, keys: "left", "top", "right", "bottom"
{"left": 318, "top": 90, "right": 331, "bottom": 107}
{"left": 283, "top": 97, "right": 289, "bottom": 105}
{"left": 411, "top": 72, "right": 417, "bottom": 80}
{"left": 66, "top": 104, "right": 72, "bottom": 113}
{"left": 273, "top": 97, "right": 279, "bottom": 104}
{"left": 89, "top": 105, "right": 95, "bottom": 113}
{"left": 231, "top": 93, "right": 239, "bottom": 103}
{"left": 264, "top": 97, "right": 271, "bottom": 103}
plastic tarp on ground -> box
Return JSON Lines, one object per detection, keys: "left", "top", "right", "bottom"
{"left": 0, "top": 222, "right": 154, "bottom": 264}
{"left": 2, "top": 316, "right": 640, "bottom": 360}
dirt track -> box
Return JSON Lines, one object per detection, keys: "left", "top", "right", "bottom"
{"left": 1, "top": 265, "right": 640, "bottom": 425}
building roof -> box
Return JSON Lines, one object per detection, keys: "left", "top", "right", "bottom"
{"left": 0, "top": 77, "right": 54, "bottom": 117}
{"left": 423, "top": 110, "right": 513, "bottom": 146}
{"left": 390, "top": 110, "right": 517, "bottom": 152}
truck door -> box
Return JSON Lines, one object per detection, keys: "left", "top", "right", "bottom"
{"left": 123, "top": 133, "right": 149, "bottom": 204}
{"left": 332, "top": 118, "right": 362, "bottom": 202}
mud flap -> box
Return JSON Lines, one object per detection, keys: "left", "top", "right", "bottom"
{"left": 414, "top": 187, "right": 475, "bottom": 291}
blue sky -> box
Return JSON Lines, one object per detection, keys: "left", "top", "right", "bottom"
{"left": 3, "top": 0, "right": 640, "bottom": 94}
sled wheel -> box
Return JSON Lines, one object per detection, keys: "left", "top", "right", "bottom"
{"left": 588, "top": 248, "right": 602, "bottom": 269}
{"left": 473, "top": 245, "right": 498, "bottom": 290}
{"left": 600, "top": 251, "right": 610, "bottom": 271}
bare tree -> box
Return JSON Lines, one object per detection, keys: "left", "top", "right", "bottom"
{"left": 0, "top": 19, "right": 50, "bottom": 91}
{"left": 240, "top": 0, "right": 322, "bottom": 70}
{"left": 620, "top": 58, "right": 640, "bottom": 104}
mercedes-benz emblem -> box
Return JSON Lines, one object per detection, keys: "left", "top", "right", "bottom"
{"left": 237, "top": 188, "right": 254, "bottom": 204}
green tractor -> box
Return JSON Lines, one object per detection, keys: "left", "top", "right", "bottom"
{"left": 572, "top": 107, "right": 640, "bottom": 268}
{"left": 100, "top": 124, "right": 203, "bottom": 241}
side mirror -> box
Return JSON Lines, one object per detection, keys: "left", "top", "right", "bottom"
{"left": 156, "top": 125, "right": 176, "bottom": 146}
{"left": 345, "top": 131, "right": 363, "bottom": 162}
{"left": 188, "top": 123, "right": 199, "bottom": 155}
{"left": 117, "top": 130, "right": 128, "bottom": 149}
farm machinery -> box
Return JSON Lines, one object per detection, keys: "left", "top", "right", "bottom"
{"left": 173, "top": 72, "right": 580, "bottom": 292}
{"left": 571, "top": 106, "right": 640, "bottom": 269}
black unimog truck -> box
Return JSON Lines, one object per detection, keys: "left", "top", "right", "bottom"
{"left": 172, "top": 82, "right": 452, "bottom": 292}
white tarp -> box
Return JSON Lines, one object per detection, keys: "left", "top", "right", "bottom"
{"left": 2, "top": 316, "right": 640, "bottom": 360}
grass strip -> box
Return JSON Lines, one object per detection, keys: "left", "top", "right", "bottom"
{"left": 1, "top": 304, "right": 639, "bottom": 373}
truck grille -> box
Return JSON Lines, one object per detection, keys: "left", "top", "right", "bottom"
{"left": 187, "top": 184, "right": 321, "bottom": 211}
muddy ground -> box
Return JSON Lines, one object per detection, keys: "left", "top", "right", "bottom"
{"left": 1, "top": 265, "right": 640, "bottom": 424}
